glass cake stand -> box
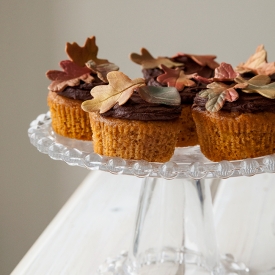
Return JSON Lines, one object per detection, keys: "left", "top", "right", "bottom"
{"left": 28, "top": 112, "right": 275, "bottom": 275}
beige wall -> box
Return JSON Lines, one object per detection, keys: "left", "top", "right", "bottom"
{"left": 1, "top": 0, "right": 275, "bottom": 274}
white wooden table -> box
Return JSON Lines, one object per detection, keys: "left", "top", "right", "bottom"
{"left": 11, "top": 171, "right": 142, "bottom": 275}
{"left": 11, "top": 171, "right": 275, "bottom": 274}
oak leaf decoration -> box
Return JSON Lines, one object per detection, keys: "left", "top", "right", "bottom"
{"left": 130, "top": 48, "right": 183, "bottom": 69}
{"left": 172, "top": 53, "right": 219, "bottom": 69}
{"left": 199, "top": 82, "right": 239, "bottom": 112}
{"left": 81, "top": 71, "right": 145, "bottom": 113}
{"left": 137, "top": 86, "right": 181, "bottom": 106}
{"left": 86, "top": 60, "right": 119, "bottom": 83}
{"left": 156, "top": 64, "right": 196, "bottom": 91}
{"left": 214, "top": 62, "right": 239, "bottom": 81}
{"left": 235, "top": 75, "right": 275, "bottom": 99}
{"left": 235, "top": 45, "right": 275, "bottom": 76}
{"left": 46, "top": 60, "right": 94, "bottom": 92}
{"left": 66, "top": 36, "right": 109, "bottom": 67}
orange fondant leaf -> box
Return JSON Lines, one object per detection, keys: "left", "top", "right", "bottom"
{"left": 46, "top": 60, "right": 94, "bottom": 92}
{"left": 130, "top": 48, "right": 183, "bottom": 69}
{"left": 156, "top": 65, "right": 195, "bottom": 91}
{"left": 81, "top": 72, "right": 145, "bottom": 113}
{"left": 66, "top": 36, "right": 108, "bottom": 67}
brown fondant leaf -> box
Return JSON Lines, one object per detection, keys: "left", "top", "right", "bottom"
{"left": 137, "top": 86, "right": 181, "bottom": 106}
{"left": 236, "top": 45, "right": 275, "bottom": 76}
{"left": 81, "top": 72, "right": 145, "bottom": 113}
{"left": 214, "top": 62, "right": 238, "bottom": 80}
{"left": 86, "top": 60, "right": 119, "bottom": 83}
{"left": 46, "top": 60, "right": 94, "bottom": 92}
{"left": 130, "top": 48, "right": 183, "bottom": 69}
{"left": 156, "top": 65, "right": 196, "bottom": 91}
{"left": 66, "top": 36, "right": 108, "bottom": 67}
{"left": 173, "top": 53, "right": 219, "bottom": 69}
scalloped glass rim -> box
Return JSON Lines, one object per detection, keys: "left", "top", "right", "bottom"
{"left": 28, "top": 112, "right": 275, "bottom": 179}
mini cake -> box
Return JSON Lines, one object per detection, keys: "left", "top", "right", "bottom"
{"left": 81, "top": 71, "right": 182, "bottom": 162}
{"left": 130, "top": 48, "right": 219, "bottom": 146}
{"left": 46, "top": 36, "right": 119, "bottom": 140}
{"left": 192, "top": 62, "right": 275, "bottom": 162}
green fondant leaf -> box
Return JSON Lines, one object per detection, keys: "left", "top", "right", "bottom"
{"left": 243, "top": 82, "right": 275, "bottom": 99}
{"left": 137, "top": 86, "right": 181, "bottom": 106}
{"left": 205, "top": 92, "right": 226, "bottom": 112}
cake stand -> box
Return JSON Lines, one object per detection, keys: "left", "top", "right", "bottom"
{"left": 28, "top": 112, "right": 275, "bottom": 275}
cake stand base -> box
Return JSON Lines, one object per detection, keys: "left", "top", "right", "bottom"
{"left": 96, "top": 251, "right": 250, "bottom": 275}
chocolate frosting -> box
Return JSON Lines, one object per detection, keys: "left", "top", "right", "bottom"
{"left": 101, "top": 91, "right": 182, "bottom": 121}
{"left": 193, "top": 90, "right": 275, "bottom": 113}
{"left": 58, "top": 75, "right": 105, "bottom": 101}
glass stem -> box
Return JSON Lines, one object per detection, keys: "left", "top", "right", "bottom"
{"left": 124, "top": 176, "right": 220, "bottom": 275}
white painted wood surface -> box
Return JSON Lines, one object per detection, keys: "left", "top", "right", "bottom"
{"left": 11, "top": 171, "right": 275, "bottom": 274}
{"left": 11, "top": 171, "right": 142, "bottom": 275}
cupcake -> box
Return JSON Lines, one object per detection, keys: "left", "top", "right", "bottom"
{"left": 192, "top": 62, "right": 275, "bottom": 162}
{"left": 81, "top": 71, "right": 182, "bottom": 162}
{"left": 46, "top": 36, "right": 119, "bottom": 140}
{"left": 130, "top": 48, "right": 219, "bottom": 146}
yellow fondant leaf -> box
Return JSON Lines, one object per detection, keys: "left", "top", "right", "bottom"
{"left": 81, "top": 72, "right": 145, "bottom": 113}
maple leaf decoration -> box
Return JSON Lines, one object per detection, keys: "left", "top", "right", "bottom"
{"left": 172, "top": 53, "right": 219, "bottom": 69}
{"left": 130, "top": 48, "right": 183, "bottom": 69}
{"left": 235, "top": 44, "right": 275, "bottom": 76}
{"left": 46, "top": 60, "right": 94, "bottom": 92}
{"left": 156, "top": 64, "right": 196, "bottom": 91}
{"left": 81, "top": 72, "right": 145, "bottom": 113}
{"left": 66, "top": 36, "right": 109, "bottom": 67}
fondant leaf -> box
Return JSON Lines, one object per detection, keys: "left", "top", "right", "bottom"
{"left": 86, "top": 60, "right": 119, "bottom": 82}
{"left": 46, "top": 60, "right": 94, "bottom": 92}
{"left": 81, "top": 72, "right": 145, "bottom": 113}
{"left": 214, "top": 62, "right": 238, "bottom": 80}
{"left": 66, "top": 36, "right": 108, "bottom": 67}
{"left": 173, "top": 53, "right": 219, "bottom": 69}
{"left": 156, "top": 65, "right": 195, "bottom": 91}
{"left": 242, "top": 82, "right": 275, "bottom": 99}
{"left": 257, "top": 62, "right": 275, "bottom": 76}
{"left": 235, "top": 45, "right": 274, "bottom": 75}
{"left": 205, "top": 89, "right": 239, "bottom": 112}
{"left": 130, "top": 48, "right": 183, "bottom": 69}
{"left": 137, "top": 86, "right": 181, "bottom": 106}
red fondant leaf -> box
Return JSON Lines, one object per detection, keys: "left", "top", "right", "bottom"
{"left": 46, "top": 60, "right": 94, "bottom": 92}
{"left": 214, "top": 62, "right": 238, "bottom": 80}
{"left": 66, "top": 36, "right": 108, "bottom": 67}
{"left": 130, "top": 48, "right": 183, "bottom": 69}
{"left": 81, "top": 72, "right": 145, "bottom": 113}
{"left": 156, "top": 65, "right": 195, "bottom": 91}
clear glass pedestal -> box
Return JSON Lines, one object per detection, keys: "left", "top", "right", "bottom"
{"left": 28, "top": 112, "right": 275, "bottom": 275}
